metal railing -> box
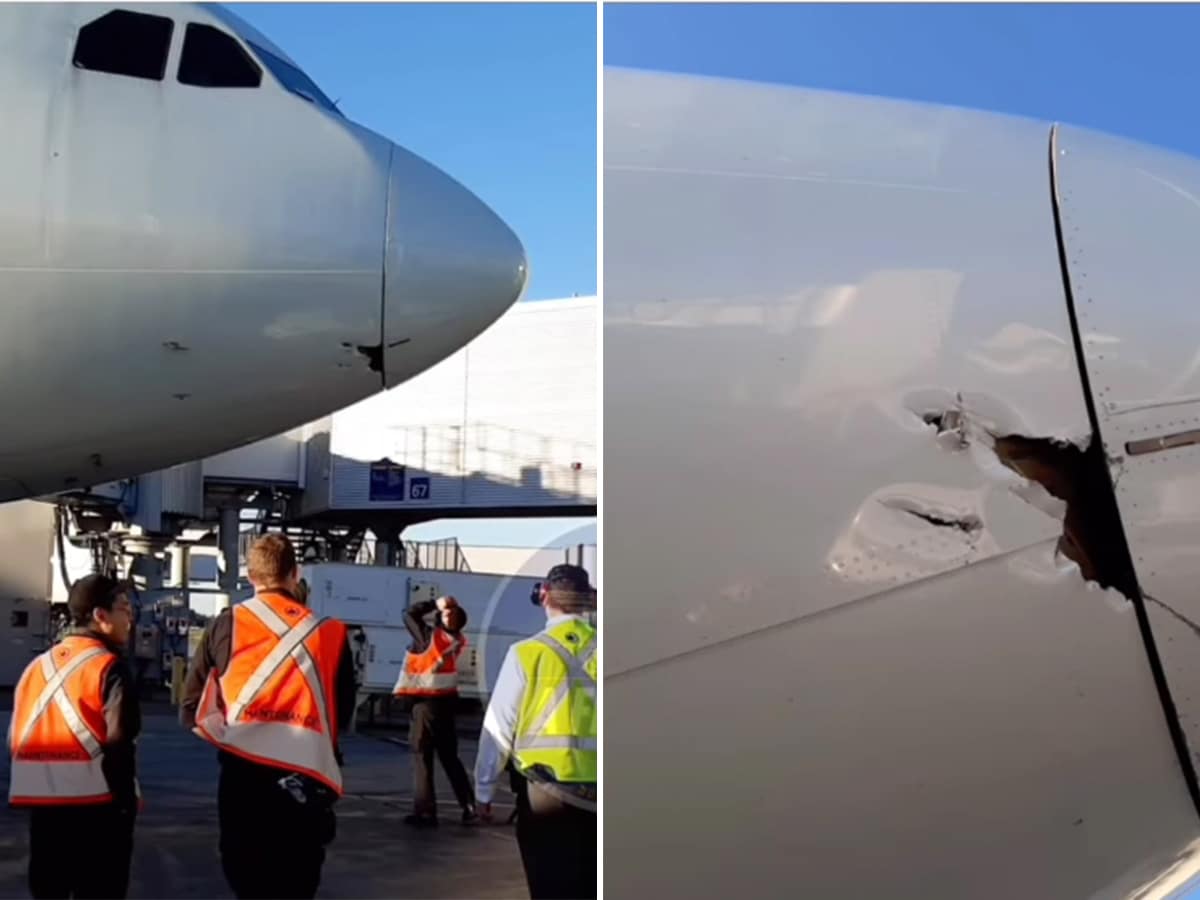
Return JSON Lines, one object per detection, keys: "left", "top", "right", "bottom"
{"left": 355, "top": 536, "right": 471, "bottom": 572}
{"left": 375, "top": 422, "right": 596, "bottom": 481}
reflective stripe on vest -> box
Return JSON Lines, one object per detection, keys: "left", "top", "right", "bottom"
{"left": 511, "top": 621, "right": 597, "bottom": 795}
{"left": 194, "top": 595, "right": 344, "bottom": 794}
{"left": 9, "top": 639, "right": 113, "bottom": 806}
{"left": 393, "top": 628, "right": 463, "bottom": 697}
{"left": 514, "top": 633, "right": 597, "bottom": 754}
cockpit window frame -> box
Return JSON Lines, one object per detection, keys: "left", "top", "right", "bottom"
{"left": 177, "top": 22, "right": 264, "bottom": 90}
{"left": 72, "top": 8, "right": 175, "bottom": 83}
{"left": 244, "top": 39, "right": 343, "bottom": 117}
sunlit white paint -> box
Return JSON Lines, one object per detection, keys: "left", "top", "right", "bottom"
{"left": 605, "top": 66, "right": 1199, "bottom": 897}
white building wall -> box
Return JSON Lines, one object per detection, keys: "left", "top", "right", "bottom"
{"left": 462, "top": 544, "right": 598, "bottom": 578}
{"left": 318, "top": 296, "right": 597, "bottom": 513}
{"left": 0, "top": 500, "right": 56, "bottom": 685}
{"left": 461, "top": 298, "right": 597, "bottom": 505}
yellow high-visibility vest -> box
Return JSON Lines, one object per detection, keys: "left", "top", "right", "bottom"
{"left": 511, "top": 617, "right": 597, "bottom": 784}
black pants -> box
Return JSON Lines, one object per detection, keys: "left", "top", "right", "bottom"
{"left": 513, "top": 774, "right": 597, "bottom": 900}
{"left": 410, "top": 697, "right": 473, "bottom": 816}
{"left": 217, "top": 756, "right": 335, "bottom": 900}
{"left": 29, "top": 804, "right": 135, "bottom": 898}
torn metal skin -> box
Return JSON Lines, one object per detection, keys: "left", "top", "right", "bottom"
{"left": 887, "top": 501, "right": 982, "bottom": 536}
{"left": 354, "top": 337, "right": 412, "bottom": 374}
{"left": 827, "top": 391, "right": 1140, "bottom": 602}
{"left": 924, "top": 403, "right": 1141, "bottom": 602}
{"left": 825, "top": 478, "right": 1000, "bottom": 586}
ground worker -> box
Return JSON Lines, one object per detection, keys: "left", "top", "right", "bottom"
{"left": 180, "top": 533, "right": 356, "bottom": 899}
{"left": 474, "top": 563, "right": 598, "bottom": 899}
{"left": 8, "top": 573, "right": 141, "bottom": 899}
{"left": 393, "top": 593, "right": 478, "bottom": 826}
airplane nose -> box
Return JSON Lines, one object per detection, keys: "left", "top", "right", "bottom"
{"left": 382, "top": 142, "right": 528, "bottom": 388}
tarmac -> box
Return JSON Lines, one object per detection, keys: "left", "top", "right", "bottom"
{"left": 0, "top": 699, "right": 528, "bottom": 898}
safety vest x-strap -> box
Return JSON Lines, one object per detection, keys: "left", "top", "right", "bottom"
{"left": 393, "top": 627, "right": 463, "bottom": 697}
{"left": 516, "top": 632, "right": 597, "bottom": 755}
{"left": 195, "top": 595, "right": 344, "bottom": 794}
{"left": 228, "top": 598, "right": 330, "bottom": 723}
{"left": 9, "top": 639, "right": 113, "bottom": 806}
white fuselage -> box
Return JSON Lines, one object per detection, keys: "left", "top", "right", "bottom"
{"left": 0, "top": 3, "right": 526, "bottom": 501}
{"left": 605, "top": 66, "right": 1200, "bottom": 898}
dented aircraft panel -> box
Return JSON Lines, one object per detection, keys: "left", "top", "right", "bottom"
{"left": 605, "top": 67, "right": 1200, "bottom": 898}
{"left": 606, "top": 67, "right": 1094, "bottom": 675}
{"left": 1056, "top": 123, "right": 1200, "bottom": 778}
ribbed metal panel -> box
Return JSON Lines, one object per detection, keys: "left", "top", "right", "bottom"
{"left": 161, "top": 461, "right": 203, "bottom": 517}
{"left": 0, "top": 500, "right": 54, "bottom": 599}
{"left": 203, "top": 430, "right": 304, "bottom": 484}
{"left": 298, "top": 424, "right": 333, "bottom": 517}
{"left": 0, "top": 500, "right": 52, "bottom": 683}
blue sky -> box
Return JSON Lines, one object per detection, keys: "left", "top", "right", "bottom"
{"left": 233, "top": 2, "right": 596, "bottom": 301}
{"left": 605, "top": 2, "right": 1200, "bottom": 157}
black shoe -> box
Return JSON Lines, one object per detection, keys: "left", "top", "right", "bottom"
{"left": 461, "top": 807, "right": 479, "bottom": 825}
{"left": 404, "top": 813, "right": 438, "bottom": 828}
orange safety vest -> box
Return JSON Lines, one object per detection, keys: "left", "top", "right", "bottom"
{"left": 393, "top": 627, "right": 465, "bottom": 698}
{"left": 193, "top": 592, "right": 347, "bottom": 795}
{"left": 8, "top": 634, "right": 117, "bottom": 807}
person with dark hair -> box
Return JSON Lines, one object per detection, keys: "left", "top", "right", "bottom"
{"left": 180, "top": 533, "right": 356, "bottom": 900}
{"left": 8, "top": 573, "right": 141, "bottom": 899}
{"left": 475, "top": 564, "right": 597, "bottom": 899}
{"left": 393, "top": 594, "right": 477, "bottom": 826}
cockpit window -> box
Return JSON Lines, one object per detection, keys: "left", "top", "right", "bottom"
{"left": 178, "top": 23, "right": 262, "bottom": 88}
{"left": 246, "top": 40, "right": 342, "bottom": 116}
{"left": 73, "top": 10, "right": 174, "bottom": 82}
